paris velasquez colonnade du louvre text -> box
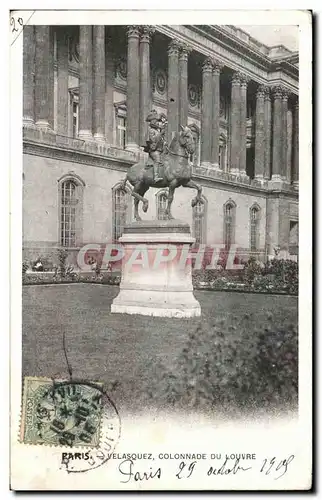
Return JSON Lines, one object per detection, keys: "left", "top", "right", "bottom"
{"left": 22, "top": 25, "right": 299, "bottom": 265}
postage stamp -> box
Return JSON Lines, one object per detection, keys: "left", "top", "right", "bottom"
{"left": 9, "top": 7, "right": 312, "bottom": 492}
{"left": 20, "top": 377, "right": 104, "bottom": 447}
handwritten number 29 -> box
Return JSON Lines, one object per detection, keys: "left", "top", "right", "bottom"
{"left": 176, "top": 461, "right": 197, "bottom": 480}
{"left": 11, "top": 16, "right": 23, "bottom": 33}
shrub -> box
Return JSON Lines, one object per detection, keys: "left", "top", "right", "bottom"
{"left": 264, "top": 259, "right": 298, "bottom": 294}
{"left": 243, "top": 257, "right": 264, "bottom": 285}
{"left": 101, "top": 274, "right": 121, "bottom": 286}
{"left": 192, "top": 257, "right": 298, "bottom": 295}
{"left": 22, "top": 261, "right": 29, "bottom": 276}
{"left": 57, "top": 248, "right": 69, "bottom": 278}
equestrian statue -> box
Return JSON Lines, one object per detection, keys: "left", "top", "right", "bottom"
{"left": 121, "top": 110, "right": 203, "bottom": 221}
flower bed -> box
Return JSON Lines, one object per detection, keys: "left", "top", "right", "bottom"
{"left": 23, "top": 271, "right": 121, "bottom": 286}
{"left": 192, "top": 258, "right": 298, "bottom": 295}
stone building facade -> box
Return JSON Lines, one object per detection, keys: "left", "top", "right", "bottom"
{"left": 23, "top": 25, "right": 299, "bottom": 266}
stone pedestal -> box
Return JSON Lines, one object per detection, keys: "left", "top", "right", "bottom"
{"left": 111, "top": 220, "right": 201, "bottom": 318}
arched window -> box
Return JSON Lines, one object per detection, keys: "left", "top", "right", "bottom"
{"left": 193, "top": 197, "right": 207, "bottom": 245}
{"left": 58, "top": 174, "right": 85, "bottom": 248}
{"left": 112, "top": 183, "right": 131, "bottom": 241}
{"left": 156, "top": 190, "right": 168, "bottom": 220}
{"left": 224, "top": 200, "right": 236, "bottom": 249}
{"left": 250, "top": 204, "right": 260, "bottom": 252}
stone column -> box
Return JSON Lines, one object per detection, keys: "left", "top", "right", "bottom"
{"left": 254, "top": 85, "right": 266, "bottom": 180}
{"left": 23, "top": 25, "right": 35, "bottom": 126}
{"left": 230, "top": 72, "right": 241, "bottom": 174}
{"left": 126, "top": 26, "right": 140, "bottom": 151}
{"left": 281, "top": 89, "right": 289, "bottom": 180}
{"left": 139, "top": 26, "right": 154, "bottom": 147}
{"left": 239, "top": 74, "right": 248, "bottom": 176}
{"left": 264, "top": 87, "right": 272, "bottom": 179}
{"left": 93, "top": 26, "right": 105, "bottom": 142}
{"left": 293, "top": 98, "right": 299, "bottom": 187}
{"left": 48, "top": 28, "right": 55, "bottom": 130}
{"left": 200, "top": 58, "right": 213, "bottom": 166}
{"left": 104, "top": 32, "right": 114, "bottom": 144}
{"left": 271, "top": 86, "right": 283, "bottom": 181}
{"left": 79, "top": 26, "right": 93, "bottom": 140}
{"left": 286, "top": 108, "right": 293, "bottom": 183}
{"left": 56, "top": 28, "right": 69, "bottom": 136}
{"left": 211, "top": 61, "right": 222, "bottom": 168}
{"left": 167, "top": 39, "right": 180, "bottom": 143}
{"left": 179, "top": 43, "right": 190, "bottom": 128}
{"left": 35, "top": 26, "right": 54, "bottom": 129}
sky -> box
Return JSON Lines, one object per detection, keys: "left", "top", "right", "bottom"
{"left": 238, "top": 25, "right": 299, "bottom": 51}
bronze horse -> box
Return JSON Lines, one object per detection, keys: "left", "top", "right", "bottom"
{"left": 121, "top": 126, "right": 203, "bottom": 220}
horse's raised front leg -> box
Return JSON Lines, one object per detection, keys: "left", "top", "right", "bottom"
{"left": 183, "top": 179, "right": 203, "bottom": 207}
{"left": 165, "top": 179, "right": 178, "bottom": 219}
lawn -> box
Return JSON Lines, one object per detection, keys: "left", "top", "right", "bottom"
{"left": 22, "top": 284, "right": 298, "bottom": 420}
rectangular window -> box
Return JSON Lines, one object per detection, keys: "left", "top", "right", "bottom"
{"left": 72, "top": 101, "right": 79, "bottom": 138}
{"left": 114, "top": 102, "right": 127, "bottom": 149}
{"left": 116, "top": 116, "right": 126, "bottom": 149}
{"left": 68, "top": 90, "right": 79, "bottom": 138}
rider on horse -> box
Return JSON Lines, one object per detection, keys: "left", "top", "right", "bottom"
{"left": 144, "top": 110, "right": 167, "bottom": 183}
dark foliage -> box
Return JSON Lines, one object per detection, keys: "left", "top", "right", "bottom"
{"left": 141, "top": 312, "right": 298, "bottom": 417}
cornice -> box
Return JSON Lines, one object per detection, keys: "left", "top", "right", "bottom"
{"left": 192, "top": 167, "right": 298, "bottom": 199}
{"left": 155, "top": 25, "right": 298, "bottom": 91}
{"left": 269, "top": 59, "right": 299, "bottom": 80}
{"left": 189, "top": 25, "right": 271, "bottom": 71}
{"left": 195, "top": 25, "right": 299, "bottom": 81}
{"left": 23, "top": 139, "right": 137, "bottom": 173}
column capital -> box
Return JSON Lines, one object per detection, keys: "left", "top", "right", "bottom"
{"left": 212, "top": 59, "right": 224, "bottom": 75}
{"left": 256, "top": 84, "right": 266, "bottom": 99}
{"left": 282, "top": 88, "right": 291, "bottom": 102}
{"left": 272, "top": 85, "right": 284, "bottom": 100}
{"left": 178, "top": 42, "right": 192, "bottom": 61}
{"left": 202, "top": 57, "right": 213, "bottom": 73}
{"left": 140, "top": 26, "right": 155, "bottom": 43}
{"left": 264, "top": 85, "right": 271, "bottom": 100}
{"left": 168, "top": 39, "right": 181, "bottom": 56}
{"left": 231, "top": 71, "right": 242, "bottom": 85}
{"left": 239, "top": 73, "right": 250, "bottom": 88}
{"left": 126, "top": 25, "right": 141, "bottom": 39}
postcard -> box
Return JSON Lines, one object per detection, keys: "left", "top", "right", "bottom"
{"left": 10, "top": 9, "right": 312, "bottom": 490}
